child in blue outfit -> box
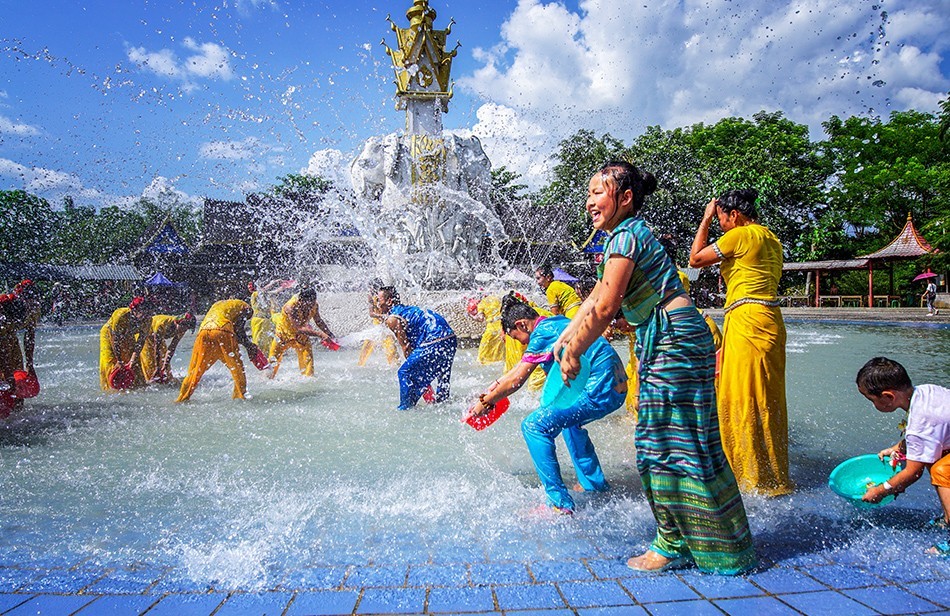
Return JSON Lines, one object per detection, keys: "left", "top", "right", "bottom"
{"left": 376, "top": 286, "right": 457, "bottom": 410}
{"left": 470, "top": 292, "right": 627, "bottom": 513}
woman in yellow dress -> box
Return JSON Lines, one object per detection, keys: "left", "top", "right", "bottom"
{"left": 689, "top": 189, "right": 791, "bottom": 496}
{"left": 140, "top": 313, "right": 196, "bottom": 384}
{"left": 359, "top": 282, "right": 399, "bottom": 367}
{"left": 269, "top": 288, "right": 336, "bottom": 378}
{"left": 99, "top": 297, "right": 154, "bottom": 391}
{"left": 468, "top": 294, "right": 505, "bottom": 365}
{"left": 249, "top": 281, "right": 279, "bottom": 356}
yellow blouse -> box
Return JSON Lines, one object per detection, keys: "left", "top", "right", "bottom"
{"left": 477, "top": 295, "right": 502, "bottom": 323}
{"left": 151, "top": 315, "right": 179, "bottom": 341}
{"left": 106, "top": 307, "right": 151, "bottom": 341}
{"left": 545, "top": 280, "right": 582, "bottom": 318}
{"left": 715, "top": 223, "right": 783, "bottom": 306}
{"left": 200, "top": 300, "right": 250, "bottom": 333}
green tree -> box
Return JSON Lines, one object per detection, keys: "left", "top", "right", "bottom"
{"left": 0, "top": 190, "right": 57, "bottom": 263}
{"left": 821, "top": 109, "right": 949, "bottom": 251}
{"left": 536, "top": 129, "right": 629, "bottom": 246}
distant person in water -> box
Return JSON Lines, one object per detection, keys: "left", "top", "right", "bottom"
{"left": 469, "top": 292, "right": 627, "bottom": 514}
{"left": 374, "top": 286, "right": 456, "bottom": 410}
{"left": 249, "top": 280, "right": 281, "bottom": 356}
{"left": 99, "top": 296, "right": 155, "bottom": 392}
{"left": 534, "top": 265, "right": 582, "bottom": 318}
{"left": 358, "top": 278, "right": 399, "bottom": 367}
{"left": 177, "top": 299, "right": 262, "bottom": 402}
{"left": 140, "top": 313, "right": 197, "bottom": 385}
{"left": 268, "top": 288, "right": 337, "bottom": 378}
{"left": 0, "top": 280, "right": 42, "bottom": 412}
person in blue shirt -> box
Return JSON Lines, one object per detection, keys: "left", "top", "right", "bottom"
{"left": 376, "top": 286, "right": 457, "bottom": 410}
{"left": 469, "top": 292, "right": 627, "bottom": 513}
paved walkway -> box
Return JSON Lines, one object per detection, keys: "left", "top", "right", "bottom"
{"left": 1, "top": 538, "right": 948, "bottom": 615}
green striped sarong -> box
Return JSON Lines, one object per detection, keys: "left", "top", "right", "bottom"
{"left": 634, "top": 305, "right": 756, "bottom": 575}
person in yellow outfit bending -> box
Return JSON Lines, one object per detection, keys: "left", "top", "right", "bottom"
{"left": 534, "top": 265, "right": 582, "bottom": 318}
{"left": 100, "top": 297, "right": 155, "bottom": 391}
{"left": 358, "top": 279, "right": 399, "bottom": 367}
{"left": 0, "top": 280, "right": 42, "bottom": 411}
{"left": 468, "top": 293, "right": 505, "bottom": 365}
{"left": 249, "top": 280, "right": 281, "bottom": 354}
{"left": 269, "top": 288, "right": 336, "bottom": 378}
{"left": 176, "top": 299, "right": 261, "bottom": 402}
{"left": 140, "top": 313, "right": 197, "bottom": 384}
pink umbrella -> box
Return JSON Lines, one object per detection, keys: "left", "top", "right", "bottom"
{"left": 913, "top": 271, "right": 938, "bottom": 282}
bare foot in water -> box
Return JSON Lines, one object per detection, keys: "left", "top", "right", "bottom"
{"left": 572, "top": 483, "right": 584, "bottom": 492}
{"left": 626, "top": 550, "right": 687, "bottom": 572}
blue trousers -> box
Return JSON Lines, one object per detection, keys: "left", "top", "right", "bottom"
{"left": 521, "top": 389, "right": 625, "bottom": 511}
{"left": 397, "top": 337, "right": 457, "bottom": 410}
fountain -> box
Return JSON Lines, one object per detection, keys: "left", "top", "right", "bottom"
{"left": 337, "top": 0, "right": 507, "bottom": 290}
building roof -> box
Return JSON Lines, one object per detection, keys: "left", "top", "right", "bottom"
{"left": 1, "top": 263, "right": 143, "bottom": 282}
{"left": 783, "top": 259, "right": 870, "bottom": 272}
{"left": 860, "top": 213, "right": 934, "bottom": 260}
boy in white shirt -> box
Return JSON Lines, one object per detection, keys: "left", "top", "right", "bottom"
{"left": 857, "top": 357, "right": 950, "bottom": 557}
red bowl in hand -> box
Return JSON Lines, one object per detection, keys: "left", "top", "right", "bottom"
{"left": 464, "top": 397, "right": 510, "bottom": 431}
{"left": 108, "top": 365, "right": 136, "bottom": 390}
{"left": 466, "top": 298, "right": 479, "bottom": 317}
{"left": 251, "top": 349, "right": 270, "bottom": 370}
{"left": 13, "top": 370, "right": 40, "bottom": 398}
{"left": 321, "top": 339, "right": 341, "bottom": 351}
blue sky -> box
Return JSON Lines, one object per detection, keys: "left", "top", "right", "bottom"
{"left": 0, "top": 0, "right": 947, "bottom": 208}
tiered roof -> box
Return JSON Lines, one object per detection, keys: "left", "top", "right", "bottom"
{"left": 861, "top": 213, "right": 935, "bottom": 260}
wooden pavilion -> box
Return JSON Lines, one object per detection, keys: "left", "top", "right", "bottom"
{"left": 783, "top": 213, "right": 936, "bottom": 307}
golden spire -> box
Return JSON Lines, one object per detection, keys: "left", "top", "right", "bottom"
{"left": 382, "top": 0, "right": 459, "bottom": 112}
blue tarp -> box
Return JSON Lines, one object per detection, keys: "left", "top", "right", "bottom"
{"left": 144, "top": 272, "right": 179, "bottom": 286}
{"left": 553, "top": 268, "right": 578, "bottom": 282}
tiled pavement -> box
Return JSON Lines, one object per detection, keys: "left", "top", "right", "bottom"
{"left": 0, "top": 553, "right": 948, "bottom": 615}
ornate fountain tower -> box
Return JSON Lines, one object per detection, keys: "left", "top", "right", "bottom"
{"left": 383, "top": 0, "right": 459, "bottom": 186}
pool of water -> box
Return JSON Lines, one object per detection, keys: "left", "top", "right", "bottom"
{"left": 0, "top": 321, "right": 948, "bottom": 590}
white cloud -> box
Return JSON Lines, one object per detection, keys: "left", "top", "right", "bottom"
{"left": 0, "top": 114, "right": 40, "bottom": 136}
{"left": 457, "top": 0, "right": 950, "bottom": 185}
{"left": 127, "top": 38, "right": 234, "bottom": 88}
{"left": 141, "top": 176, "right": 202, "bottom": 207}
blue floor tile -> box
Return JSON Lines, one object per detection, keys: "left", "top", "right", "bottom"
{"left": 558, "top": 580, "right": 635, "bottom": 608}
{"left": 282, "top": 567, "right": 348, "bottom": 590}
{"left": 587, "top": 559, "right": 637, "bottom": 580}
{"left": 644, "top": 599, "right": 723, "bottom": 615}
{"left": 83, "top": 567, "right": 166, "bottom": 595}
{"left": 779, "top": 590, "right": 878, "bottom": 615}
{"left": 357, "top": 587, "right": 426, "bottom": 614}
{"left": 713, "top": 596, "right": 800, "bottom": 615}
{"left": 19, "top": 569, "right": 104, "bottom": 594}
{"left": 406, "top": 564, "right": 469, "bottom": 587}
{"left": 0, "top": 570, "right": 40, "bottom": 593}
{"left": 494, "top": 583, "right": 566, "bottom": 611}
{"left": 745, "top": 567, "right": 827, "bottom": 594}
{"left": 285, "top": 590, "right": 360, "bottom": 615}
{"left": 5, "top": 594, "right": 97, "bottom": 615}
{"left": 343, "top": 565, "right": 408, "bottom": 589}
{"left": 620, "top": 577, "right": 701, "bottom": 603}
{"left": 530, "top": 561, "right": 594, "bottom": 583}
{"left": 214, "top": 592, "right": 294, "bottom": 616}
{"left": 430, "top": 546, "right": 486, "bottom": 564}
{"left": 904, "top": 580, "right": 950, "bottom": 609}
{"left": 469, "top": 562, "right": 530, "bottom": 585}
{"left": 843, "top": 586, "right": 943, "bottom": 615}
{"left": 144, "top": 593, "right": 228, "bottom": 616}
{"left": 426, "top": 586, "right": 495, "bottom": 613}
{"left": 677, "top": 574, "right": 765, "bottom": 599}
{"left": 804, "top": 564, "right": 886, "bottom": 589}
{"left": 576, "top": 607, "right": 649, "bottom": 616}
{"left": 0, "top": 595, "right": 33, "bottom": 613}
{"left": 149, "top": 576, "right": 214, "bottom": 594}
{"left": 73, "top": 594, "right": 159, "bottom": 615}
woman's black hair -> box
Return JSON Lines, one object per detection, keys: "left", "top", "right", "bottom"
{"left": 598, "top": 160, "right": 658, "bottom": 216}
{"left": 379, "top": 285, "right": 401, "bottom": 305}
{"left": 299, "top": 288, "right": 317, "bottom": 302}
{"left": 716, "top": 189, "right": 759, "bottom": 221}
{"left": 534, "top": 264, "right": 553, "bottom": 278}
{"left": 500, "top": 292, "right": 539, "bottom": 334}
{"left": 856, "top": 357, "right": 912, "bottom": 396}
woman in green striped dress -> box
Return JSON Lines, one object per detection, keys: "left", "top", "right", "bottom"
{"left": 555, "top": 161, "right": 756, "bottom": 575}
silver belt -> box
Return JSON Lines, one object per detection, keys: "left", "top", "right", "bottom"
{"left": 723, "top": 297, "right": 781, "bottom": 314}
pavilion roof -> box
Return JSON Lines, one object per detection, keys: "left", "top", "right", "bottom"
{"left": 783, "top": 259, "right": 869, "bottom": 272}
{"left": 860, "top": 213, "right": 934, "bottom": 260}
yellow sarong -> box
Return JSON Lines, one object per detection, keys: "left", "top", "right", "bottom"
{"left": 476, "top": 296, "right": 505, "bottom": 365}
{"left": 358, "top": 317, "right": 399, "bottom": 367}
